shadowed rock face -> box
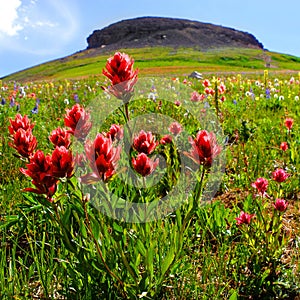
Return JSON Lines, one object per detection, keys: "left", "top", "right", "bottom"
{"left": 87, "top": 17, "right": 264, "bottom": 50}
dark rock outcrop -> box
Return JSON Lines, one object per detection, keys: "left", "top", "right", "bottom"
{"left": 87, "top": 17, "right": 264, "bottom": 51}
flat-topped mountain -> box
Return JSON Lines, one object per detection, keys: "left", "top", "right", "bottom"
{"left": 87, "top": 16, "right": 264, "bottom": 51}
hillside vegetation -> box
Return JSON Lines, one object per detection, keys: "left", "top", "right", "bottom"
{"left": 3, "top": 47, "right": 300, "bottom": 82}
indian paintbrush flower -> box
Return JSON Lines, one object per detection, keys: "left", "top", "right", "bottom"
{"left": 8, "top": 113, "right": 34, "bottom": 135}
{"left": 132, "top": 153, "right": 159, "bottom": 177}
{"left": 251, "top": 177, "right": 268, "bottom": 197}
{"left": 168, "top": 122, "right": 182, "bottom": 136}
{"left": 81, "top": 133, "right": 121, "bottom": 183}
{"left": 160, "top": 134, "right": 173, "bottom": 145}
{"left": 106, "top": 124, "right": 124, "bottom": 141}
{"left": 49, "top": 127, "right": 71, "bottom": 148}
{"left": 273, "top": 198, "right": 288, "bottom": 212}
{"left": 64, "top": 104, "right": 92, "bottom": 141}
{"left": 10, "top": 128, "right": 37, "bottom": 158}
{"left": 20, "top": 150, "right": 58, "bottom": 200}
{"left": 51, "top": 146, "right": 74, "bottom": 178}
{"left": 102, "top": 52, "right": 138, "bottom": 102}
{"left": 272, "top": 168, "right": 290, "bottom": 183}
{"left": 184, "top": 130, "right": 222, "bottom": 167}
{"left": 284, "top": 117, "right": 294, "bottom": 131}
{"left": 236, "top": 211, "right": 255, "bottom": 225}
{"left": 280, "top": 142, "right": 288, "bottom": 151}
{"left": 133, "top": 130, "right": 158, "bottom": 155}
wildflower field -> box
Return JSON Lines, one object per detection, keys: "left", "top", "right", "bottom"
{"left": 0, "top": 52, "right": 299, "bottom": 299}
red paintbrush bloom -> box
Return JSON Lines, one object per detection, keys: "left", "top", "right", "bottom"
{"left": 102, "top": 52, "right": 138, "bottom": 101}
{"left": 273, "top": 198, "right": 288, "bottom": 212}
{"left": 168, "top": 122, "right": 182, "bottom": 136}
{"left": 64, "top": 104, "right": 92, "bottom": 141}
{"left": 20, "top": 150, "right": 58, "bottom": 200}
{"left": 132, "top": 153, "right": 159, "bottom": 177}
{"left": 184, "top": 130, "right": 222, "bottom": 167}
{"left": 51, "top": 146, "right": 74, "bottom": 178}
{"left": 49, "top": 127, "right": 71, "bottom": 148}
{"left": 280, "top": 142, "right": 288, "bottom": 151}
{"left": 106, "top": 124, "right": 123, "bottom": 141}
{"left": 190, "top": 91, "right": 205, "bottom": 102}
{"left": 8, "top": 113, "right": 34, "bottom": 135}
{"left": 10, "top": 128, "right": 37, "bottom": 158}
{"left": 133, "top": 130, "right": 158, "bottom": 155}
{"left": 236, "top": 211, "right": 255, "bottom": 225}
{"left": 272, "top": 168, "right": 290, "bottom": 183}
{"left": 251, "top": 177, "right": 268, "bottom": 196}
{"left": 160, "top": 134, "right": 173, "bottom": 145}
{"left": 202, "top": 79, "right": 211, "bottom": 87}
{"left": 284, "top": 117, "right": 294, "bottom": 131}
{"left": 82, "top": 133, "right": 121, "bottom": 183}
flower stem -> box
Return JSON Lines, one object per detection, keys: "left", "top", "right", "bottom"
{"left": 83, "top": 200, "right": 126, "bottom": 296}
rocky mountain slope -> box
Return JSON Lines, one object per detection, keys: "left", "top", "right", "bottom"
{"left": 87, "top": 17, "right": 264, "bottom": 51}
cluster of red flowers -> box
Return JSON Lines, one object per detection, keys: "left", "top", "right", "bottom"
{"left": 280, "top": 117, "right": 294, "bottom": 150}
{"left": 237, "top": 169, "right": 290, "bottom": 225}
{"left": 132, "top": 130, "right": 159, "bottom": 177}
{"left": 237, "top": 116, "right": 295, "bottom": 226}
{"left": 8, "top": 104, "right": 93, "bottom": 201}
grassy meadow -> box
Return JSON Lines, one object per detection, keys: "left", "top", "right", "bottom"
{"left": 0, "top": 47, "right": 300, "bottom": 299}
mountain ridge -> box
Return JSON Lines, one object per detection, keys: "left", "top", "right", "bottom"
{"left": 86, "top": 16, "right": 264, "bottom": 51}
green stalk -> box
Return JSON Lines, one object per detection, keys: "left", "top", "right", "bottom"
{"left": 83, "top": 200, "right": 127, "bottom": 297}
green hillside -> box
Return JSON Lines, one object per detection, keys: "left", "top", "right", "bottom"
{"left": 3, "top": 46, "right": 300, "bottom": 82}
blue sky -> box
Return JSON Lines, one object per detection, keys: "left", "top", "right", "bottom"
{"left": 1, "top": 0, "right": 300, "bottom": 77}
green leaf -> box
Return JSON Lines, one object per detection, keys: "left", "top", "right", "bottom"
{"left": 112, "top": 221, "right": 124, "bottom": 233}
{"left": 61, "top": 205, "right": 71, "bottom": 228}
{"left": 161, "top": 247, "right": 175, "bottom": 277}
{"left": 136, "top": 239, "right": 147, "bottom": 257}
{"left": 228, "top": 290, "right": 238, "bottom": 300}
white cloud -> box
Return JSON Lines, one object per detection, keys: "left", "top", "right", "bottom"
{"left": 0, "top": 0, "right": 79, "bottom": 56}
{"left": 0, "top": 0, "right": 23, "bottom": 36}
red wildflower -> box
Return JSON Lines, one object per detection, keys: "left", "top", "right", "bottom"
{"left": 236, "top": 211, "right": 255, "bottom": 225}
{"left": 280, "top": 142, "right": 288, "bottom": 151}
{"left": 272, "top": 198, "right": 288, "bottom": 212}
{"left": 49, "top": 127, "right": 71, "bottom": 148}
{"left": 204, "top": 87, "right": 215, "bottom": 95}
{"left": 160, "top": 134, "right": 173, "bottom": 145}
{"left": 190, "top": 91, "right": 205, "bottom": 102}
{"left": 272, "top": 168, "right": 290, "bottom": 183}
{"left": 64, "top": 104, "right": 92, "bottom": 141}
{"left": 106, "top": 124, "right": 123, "bottom": 141}
{"left": 284, "top": 117, "right": 294, "bottom": 131}
{"left": 218, "top": 83, "right": 226, "bottom": 94}
{"left": 20, "top": 150, "right": 58, "bottom": 200}
{"left": 82, "top": 134, "right": 121, "bottom": 183}
{"left": 168, "top": 122, "right": 182, "bottom": 136}
{"left": 133, "top": 130, "right": 158, "bottom": 154}
{"left": 132, "top": 153, "right": 159, "bottom": 177}
{"left": 8, "top": 113, "right": 34, "bottom": 135}
{"left": 202, "top": 79, "right": 211, "bottom": 87}
{"left": 51, "top": 146, "right": 74, "bottom": 178}
{"left": 251, "top": 177, "right": 268, "bottom": 196}
{"left": 184, "top": 130, "right": 222, "bottom": 167}
{"left": 102, "top": 52, "right": 138, "bottom": 101}
{"left": 174, "top": 100, "right": 181, "bottom": 106}
{"left": 10, "top": 128, "right": 37, "bottom": 158}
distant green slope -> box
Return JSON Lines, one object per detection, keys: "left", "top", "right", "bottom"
{"left": 3, "top": 47, "right": 300, "bottom": 82}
